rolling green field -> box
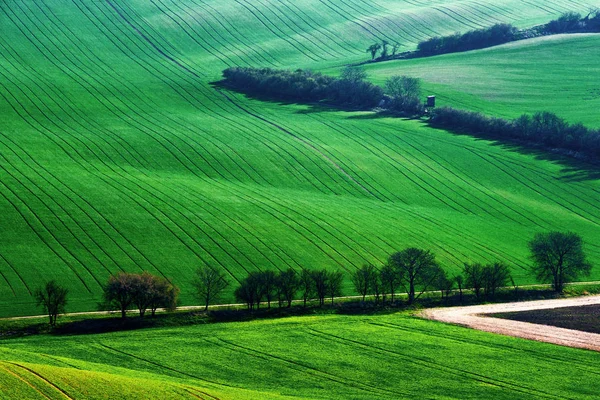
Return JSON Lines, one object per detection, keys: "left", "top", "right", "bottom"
{"left": 1, "top": 0, "right": 600, "bottom": 318}
{"left": 2, "top": 312, "right": 600, "bottom": 399}
{"left": 360, "top": 33, "right": 600, "bottom": 126}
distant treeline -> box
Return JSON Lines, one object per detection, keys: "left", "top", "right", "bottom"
{"left": 364, "top": 11, "right": 600, "bottom": 62}
{"left": 221, "top": 66, "right": 600, "bottom": 161}
{"left": 416, "top": 23, "right": 517, "bottom": 57}
{"left": 430, "top": 108, "right": 600, "bottom": 159}
{"left": 222, "top": 67, "right": 383, "bottom": 109}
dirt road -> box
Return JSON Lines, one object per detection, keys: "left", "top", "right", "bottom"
{"left": 422, "top": 295, "right": 600, "bottom": 351}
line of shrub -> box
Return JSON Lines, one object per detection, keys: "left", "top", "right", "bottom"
{"left": 416, "top": 23, "right": 518, "bottom": 57}
{"left": 429, "top": 107, "right": 600, "bottom": 160}
{"left": 221, "top": 66, "right": 383, "bottom": 109}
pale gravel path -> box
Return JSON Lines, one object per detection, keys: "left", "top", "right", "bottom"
{"left": 422, "top": 295, "right": 600, "bottom": 352}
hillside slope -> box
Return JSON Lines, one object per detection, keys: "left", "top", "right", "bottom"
{"left": 2, "top": 313, "right": 599, "bottom": 399}
{"left": 1, "top": 0, "right": 599, "bottom": 316}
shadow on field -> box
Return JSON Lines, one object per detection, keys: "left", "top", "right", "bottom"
{"left": 421, "top": 120, "right": 600, "bottom": 182}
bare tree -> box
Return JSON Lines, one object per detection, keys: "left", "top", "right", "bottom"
{"left": 132, "top": 272, "right": 153, "bottom": 318}
{"left": 327, "top": 270, "right": 344, "bottom": 306}
{"left": 483, "top": 262, "right": 511, "bottom": 298}
{"left": 192, "top": 265, "right": 229, "bottom": 311}
{"left": 259, "top": 270, "right": 277, "bottom": 309}
{"left": 389, "top": 248, "right": 441, "bottom": 304}
{"left": 312, "top": 269, "right": 329, "bottom": 307}
{"left": 380, "top": 263, "right": 400, "bottom": 303}
{"left": 277, "top": 268, "right": 299, "bottom": 308}
{"left": 463, "top": 262, "right": 485, "bottom": 299}
{"left": 454, "top": 274, "right": 464, "bottom": 303}
{"left": 366, "top": 43, "right": 381, "bottom": 60}
{"left": 529, "top": 231, "right": 591, "bottom": 293}
{"left": 352, "top": 264, "right": 376, "bottom": 301}
{"left": 34, "top": 280, "right": 68, "bottom": 326}
{"left": 300, "top": 268, "right": 314, "bottom": 308}
{"left": 148, "top": 275, "right": 179, "bottom": 317}
{"left": 102, "top": 272, "right": 138, "bottom": 319}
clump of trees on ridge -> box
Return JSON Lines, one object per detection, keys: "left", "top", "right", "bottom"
{"left": 32, "top": 232, "right": 591, "bottom": 325}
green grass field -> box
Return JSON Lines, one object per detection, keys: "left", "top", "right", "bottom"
{"left": 1, "top": 0, "right": 599, "bottom": 318}
{"left": 1, "top": 312, "right": 599, "bottom": 399}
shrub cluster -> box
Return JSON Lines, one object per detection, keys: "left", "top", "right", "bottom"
{"left": 222, "top": 66, "right": 426, "bottom": 116}
{"left": 102, "top": 272, "right": 179, "bottom": 319}
{"left": 544, "top": 11, "right": 600, "bottom": 34}
{"left": 222, "top": 66, "right": 383, "bottom": 109}
{"left": 234, "top": 268, "right": 344, "bottom": 309}
{"left": 417, "top": 24, "right": 518, "bottom": 56}
{"left": 430, "top": 107, "right": 600, "bottom": 159}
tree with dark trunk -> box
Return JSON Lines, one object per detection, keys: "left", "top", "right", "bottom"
{"left": 312, "top": 269, "right": 329, "bottom": 307}
{"left": 389, "top": 248, "right": 441, "bottom": 304}
{"left": 454, "top": 275, "right": 464, "bottom": 303}
{"left": 132, "top": 272, "right": 153, "bottom": 318}
{"left": 366, "top": 43, "right": 381, "bottom": 60}
{"left": 102, "top": 272, "right": 137, "bottom": 319}
{"left": 528, "top": 231, "right": 591, "bottom": 293}
{"left": 352, "top": 264, "right": 375, "bottom": 302}
{"left": 148, "top": 275, "right": 179, "bottom": 317}
{"left": 463, "top": 262, "right": 485, "bottom": 299}
{"left": 327, "top": 270, "right": 344, "bottom": 306}
{"left": 276, "top": 268, "right": 299, "bottom": 308}
{"left": 192, "top": 265, "right": 229, "bottom": 311}
{"left": 300, "top": 268, "right": 314, "bottom": 308}
{"left": 34, "top": 280, "right": 68, "bottom": 326}
{"left": 380, "top": 263, "right": 400, "bottom": 303}
{"left": 258, "top": 270, "right": 277, "bottom": 309}
{"left": 482, "top": 262, "right": 511, "bottom": 298}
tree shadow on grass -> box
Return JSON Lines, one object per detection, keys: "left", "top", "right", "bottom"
{"left": 420, "top": 120, "right": 600, "bottom": 182}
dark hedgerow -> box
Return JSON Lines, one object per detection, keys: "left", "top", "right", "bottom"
{"left": 416, "top": 24, "right": 518, "bottom": 56}
{"left": 222, "top": 66, "right": 384, "bottom": 109}
{"left": 430, "top": 107, "right": 600, "bottom": 160}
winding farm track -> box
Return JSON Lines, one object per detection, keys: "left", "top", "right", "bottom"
{"left": 422, "top": 295, "right": 600, "bottom": 352}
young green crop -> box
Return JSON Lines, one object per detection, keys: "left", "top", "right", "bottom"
{"left": 0, "top": 0, "right": 598, "bottom": 318}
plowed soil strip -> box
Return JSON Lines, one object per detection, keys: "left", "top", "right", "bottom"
{"left": 422, "top": 296, "right": 600, "bottom": 352}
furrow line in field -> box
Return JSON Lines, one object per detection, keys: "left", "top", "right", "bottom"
{"left": 484, "top": 153, "right": 600, "bottom": 228}
{"left": 335, "top": 0, "right": 408, "bottom": 40}
{"left": 371, "top": 320, "right": 600, "bottom": 376}
{"left": 252, "top": 0, "right": 343, "bottom": 59}
{"left": 368, "top": 127, "right": 484, "bottom": 215}
{"left": 167, "top": 182, "right": 299, "bottom": 272}
{"left": 0, "top": 363, "right": 53, "bottom": 400}
{"left": 218, "top": 90, "right": 375, "bottom": 198}
{"left": 317, "top": 0, "right": 385, "bottom": 41}
{"left": 57, "top": 0, "right": 284, "bottom": 187}
{"left": 211, "top": 337, "right": 410, "bottom": 398}
{"left": 171, "top": 0, "right": 266, "bottom": 67}
{"left": 182, "top": 385, "right": 221, "bottom": 400}
{"left": 26, "top": 0, "right": 153, "bottom": 171}
{"left": 97, "top": 343, "right": 236, "bottom": 388}
{"left": 386, "top": 126, "right": 537, "bottom": 229}
{"left": 6, "top": 362, "right": 73, "bottom": 400}
{"left": 86, "top": 0, "right": 347, "bottom": 193}
{"left": 0, "top": 253, "right": 28, "bottom": 296}
{"left": 145, "top": 0, "right": 237, "bottom": 67}
{"left": 0, "top": 135, "right": 161, "bottom": 277}
{"left": 309, "top": 118, "right": 484, "bottom": 265}
{"left": 0, "top": 154, "right": 125, "bottom": 277}
{"left": 490, "top": 155, "right": 600, "bottom": 220}
{"left": 0, "top": 11, "right": 130, "bottom": 172}
{"left": 432, "top": 6, "right": 483, "bottom": 29}
{"left": 192, "top": 0, "right": 280, "bottom": 66}
{"left": 321, "top": 0, "right": 399, "bottom": 42}
{"left": 307, "top": 328, "right": 571, "bottom": 399}
{"left": 230, "top": 0, "right": 322, "bottom": 62}
{"left": 104, "top": 0, "right": 211, "bottom": 76}
{"left": 278, "top": 0, "right": 358, "bottom": 53}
